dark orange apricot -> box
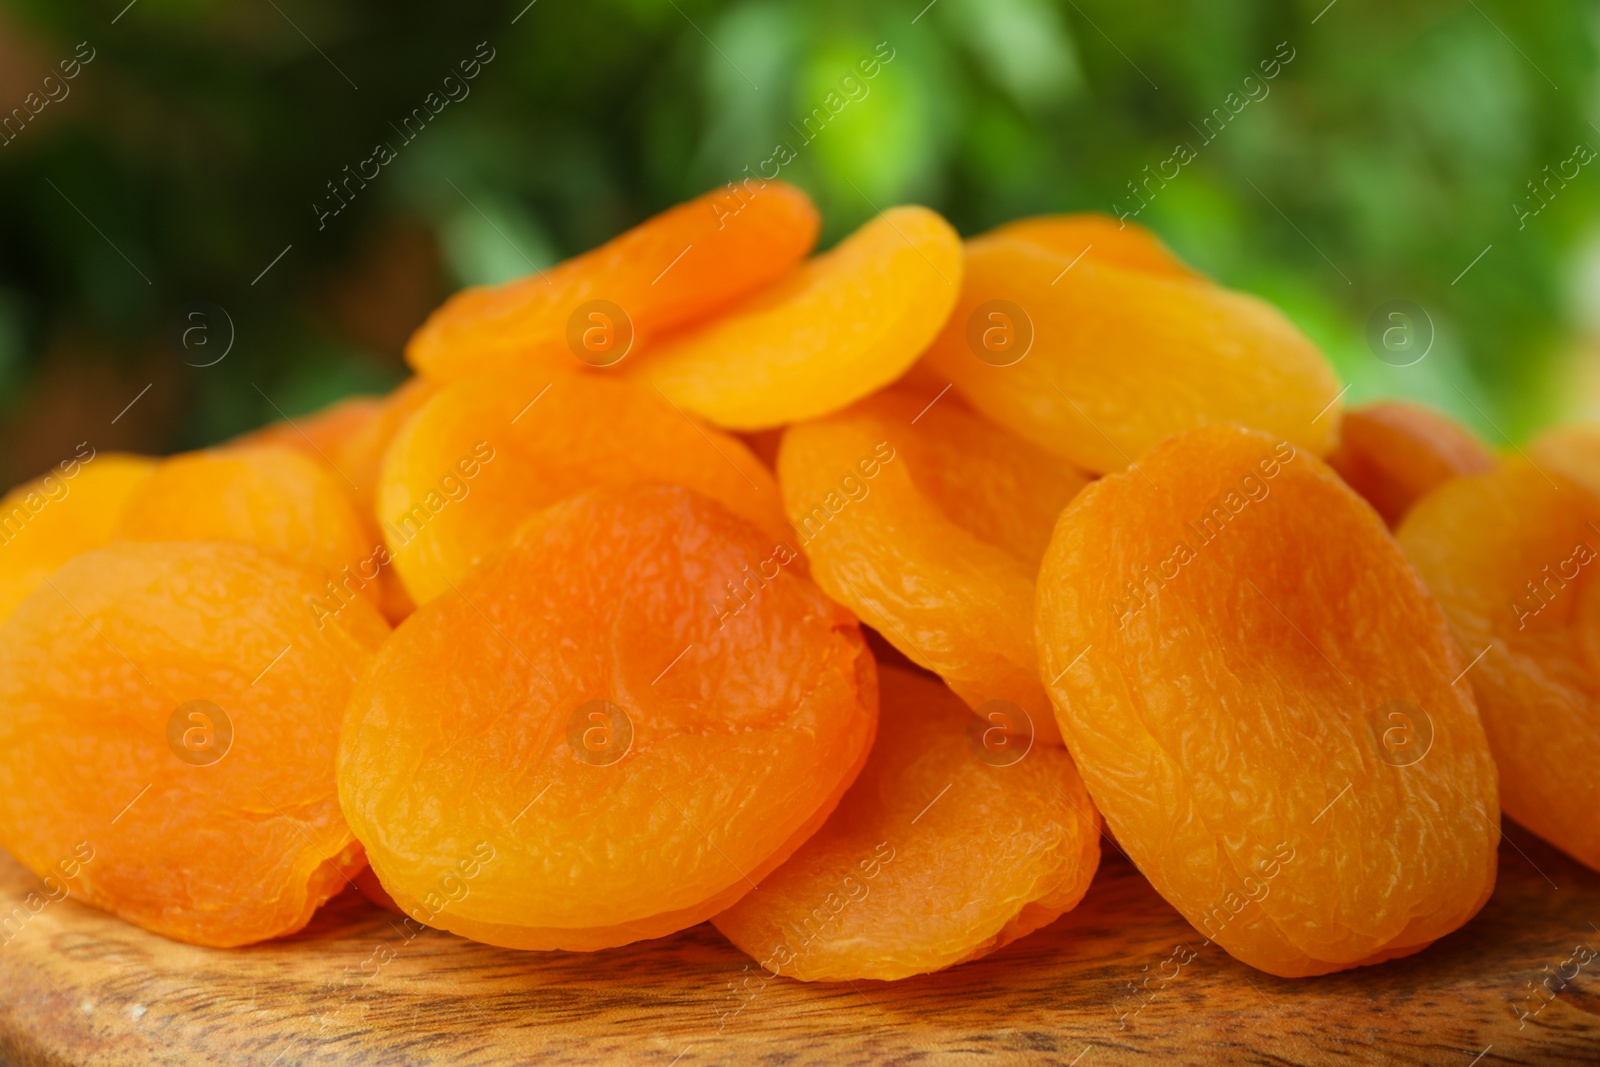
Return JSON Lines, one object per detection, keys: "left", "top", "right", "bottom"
{"left": 340, "top": 484, "right": 876, "bottom": 951}
{"left": 713, "top": 666, "right": 1101, "bottom": 981}
{"left": 0, "top": 541, "right": 389, "bottom": 946}
{"left": 1399, "top": 458, "right": 1600, "bottom": 872}
{"left": 1036, "top": 424, "right": 1499, "bottom": 977}
{"left": 407, "top": 182, "right": 820, "bottom": 382}
{"left": 1325, "top": 401, "right": 1495, "bottom": 526}
{"left": 376, "top": 367, "right": 786, "bottom": 605}
{"left": 778, "top": 388, "right": 1088, "bottom": 746}
{"left": 0, "top": 452, "right": 155, "bottom": 620}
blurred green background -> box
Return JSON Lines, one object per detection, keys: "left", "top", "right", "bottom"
{"left": 0, "top": 0, "right": 1597, "bottom": 486}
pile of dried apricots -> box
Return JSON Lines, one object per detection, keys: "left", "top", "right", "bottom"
{"left": 1, "top": 180, "right": 1596, "bottom": 984}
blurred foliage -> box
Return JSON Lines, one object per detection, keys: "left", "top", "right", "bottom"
{"left": 0, "top": 0, "right": 1598, "bottom": 482}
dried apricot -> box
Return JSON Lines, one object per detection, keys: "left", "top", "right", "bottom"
{"left": 712, "top": 666, "right": 1100, "bottom": 981}
{"left": 1325, "top": 401, "right": 1495, "bottom": 526}
{"left": 1036, "top": 424, "right": 1499, "bottom": 977}
{"left": 407, "top": 182, "right": 820, "bottom": 381}
{"left": 1398, "top": 459, "right": 1600, "bottom": 872}
{"left": 0, "top": 451, "right": 154, "bottom": 620}
{"left": 377, "top": 367, "right": 785, "bottom": 605}
{"left": 919, "top": 230, "right": 1342, "bottom": 473}
{"left": 240, "top": 377, "right": 438, "bottom": 519}
{"left": 778, "top": 389, "right": 1087, "bottom": 745}
{"left": 990, "top": 213, "right": 1200, "bottom": 280}
{"left": 117, "top": 445, "right": 385, "bottom": 612}
{"left": 339, "top": 484, "right": 877, "bottom": 951}
{"left": 239, "top": 379, "right": 439, "bottom": 622}
{"left": 0, "top": 541, "right": 389, "bottom": 946}
{"left": 634, "top": 206, "right": 963, "bottom": 429}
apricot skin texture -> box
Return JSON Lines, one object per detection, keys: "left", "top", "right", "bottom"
{"left": 117, "top": 446, "right": 383, "bottom": 610}
{"left": 407, "top": 182, "right": 820, "bottom": 382}
{"left": 1326, "top": 401, "right": 1494, "bottom": 527}
{"left": 376, "top": 369, "right": 785, "bottom": 605}
{"left": 0, "top": 541, "right": 389, "bottom": 947}
{"left": 638, "top": 206, "right": 963, "bottom": 430}
{"left": 1036, "top": 424, "right": 1499, "bottom": 977}
{"left": 921, "top": 233, "right": 1342, "bottom": 473}
{"left": 1399, "top": 460, "right": 1600, "bottom": 872}
{"left": 0, "top": 453, "right": 155, "bottom": 621}
{"left": 778, "top": 390, "right": 1088, "bottom": 746}
{"left": 341, "top": 485, "right": 878, "bottom": 952}
{"left": 713, "top": 666, "right": 1101, "bottom": 982}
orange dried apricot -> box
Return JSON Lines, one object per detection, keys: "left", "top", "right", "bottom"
{"left": 407, "top": 182, "right": 820, "bottom": 381}
{"left": 1398, "top": 459, "right": 1600, "bottom": 872}
{"left": 0, "top": 451, "right": 154, "bottom": 620}
{"left": 339, "top": 484, "right": 877, "bottom": 951}
{"left": 240, "top": 377, "right": 438, "bottom": 519}
{"left": 377, "top": 367, "right": 785, "bottom": 605}
{"left": 633, "top": 206, "right": 963, "bottom": 429}
{"left": 117, "top": 445, "right": 385, "bottom": 612}
{"left": 712, "top": 666, "right": 1101, "bottom": 981}
{"left": 1036, "top": 424, "right": 1499, "bottom": 977}
{"left": 778, "top": 389, "right": 1087, "bottom": 745}
{"left": 239, "top": 379, "right": 439, "bottom": 623}
{"left": 1325, "top": 401, "right": 1495, "bottom": 526}
{"left": 0, "top": 541, "right": 389, "bottom": 946}
{"left": 919, "top": 229, "right": 1342, "bottom": 473}
{"left": 990, "top": 213, "right": 1201, "bottom": 280}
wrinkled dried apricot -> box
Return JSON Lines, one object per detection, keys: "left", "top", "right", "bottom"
{"left": 1325, "top": 401, "right": 1495, "bottom": 526}
{"left": 407, "top": 182, "right": 820, "bottom": 381}
{"left": 0, "top": 541, "right": 389, "bottom": 946}
{"left": 241, "top": 378, "right": 438, "bottom": 518}
{"left": 377, "top": 367, "right": 786, "bottom": 605}
{"left": 634, "top": 206, "right": 963, "bottom": 429}
{"left": 778, "top": 389, "right": 1087, "bottom": 746}
{"left": 712, "top": 666, "right": 1100, "bottom": 981}
{"left": 240, "top": 379, "right": 438, "bottom": 623}
{"left": 1036, "top": 424, "right": 1499, "bottom": 977}
{"left": 990, "top": 213, "right": 1200, "bottom": 280}
{"left": 1398, "top": 459, "right": 1600, "bottom": 872}
{"left": 117, "top": 445, "right": 385, "bottom": 612}
{"left": 340, "top": 484, "right": 877, "bottom": 951}
{"left": 919, "top": 230, "right": 1342, "bottom": 473}
{"left": 0, "top": 452, "right": 154, "bottom": 620}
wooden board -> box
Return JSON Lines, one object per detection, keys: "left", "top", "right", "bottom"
{"left": 2, "top": 829, "right": 1599, "bottom": 1066}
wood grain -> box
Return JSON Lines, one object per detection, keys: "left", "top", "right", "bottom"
{"left": 2, "top": 828, "right": 1598, "bottom": 1066}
